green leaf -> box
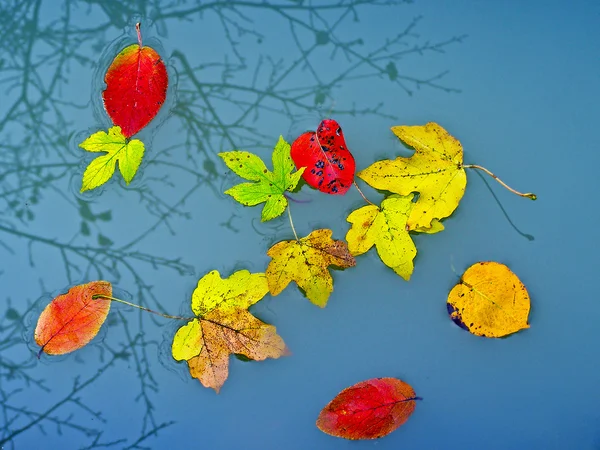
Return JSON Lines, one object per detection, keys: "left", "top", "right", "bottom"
{"left": 79, "top": 126, "right": 145, "bottom": 192}
{"left": 219, "top": 136, "right": 305, "bottom": 221}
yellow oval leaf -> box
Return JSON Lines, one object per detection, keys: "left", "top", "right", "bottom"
{"left": 447, "top": 262, "right": 531, "bottom": 338}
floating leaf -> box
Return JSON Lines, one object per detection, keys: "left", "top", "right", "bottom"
{"left": 291, "top": 119, "right": 356, "bottom": 195}
{"left": 171, "top": 270, "right": 288, "bottom": 392}
{"left": 358, "top": 122, "right": 467, "bottom": 230}
{"left": 79, "top": 126, "right": 144, "bottom": 192}
{"left": 35, "top": 281, "right": 112, "bottom": 356}
{"left": 346, "top": 194, "right": 417, "bottom": 280}
{"left": 103, "top": 23, "right": 168, "bottom": 138}
{"left": 447, "top": 261, "right": 531, "bottom": 338}
{"left": 317, "top": 377, "right": 420, "bottom": 440}
{"left": 219, "top": 136, "right": 305, "bottom": 221}
{"left": 266, "top": 229, "right": 355, "bottom": 307}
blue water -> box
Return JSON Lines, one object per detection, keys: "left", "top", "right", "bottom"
{"left": 1, "top": 1, "right": 599, "bottom": 449}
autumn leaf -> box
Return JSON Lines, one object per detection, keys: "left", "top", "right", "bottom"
{"left": 103, "top": 23, "right": 168, "bottom": 138}
{"left": 219, "top": 136, "right": 305, "bottom": 221}
{"left": 358, "top": 122, "right": 467, "bottom": 230}
{"left": 317, "top": 377, "right": 421, "bottom": 440}
{"left": 346, "top": 194, "right": 417, "bottom": 280}
{"left": 171, "top": 270, "right": 288, "bottom": 392}
{"left": 266, "top": 229, "right": 356, "bottom": 307}
{"left": 79, "top": 126, "right": 144, "bottom": 192}
{"left": 35, "top": 281, "right": 112, "bottom": 356}
{"left": 447, "top": 261, "right": 531, "bottom": 338}
{"left": 290, "top": 119, "right": 356, "bottom": 195}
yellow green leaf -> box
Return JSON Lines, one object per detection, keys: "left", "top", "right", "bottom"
{"left": 266, "top": 229, "right": 356, "bottom": 307}
{"left": 80, "top": 126, "right": 145, "bottom": 192}
{"left": 447, "top": 261, "right": 531, "bottom": 338}
{"left": 219, "top": 136, "right": 305, "bottom": 222}
{"left": 357, "top": 122, "right": 466, "bottom": 230}
{"left": 346, "top": 194, "right": 417, "bottom": 280}
{"left": 171, "top": 270, "right": 288, "bottom": 392}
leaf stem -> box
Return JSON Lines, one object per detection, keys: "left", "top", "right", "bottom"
{"left": 462, "top": 164, "right": 537, "bottom": 200}
{"left": 353, "top": 180, "right": 376, "bottom": 207}
{"left": 136, "top": 22, "right": 143, "bottom": 47}
{"left": 93, "top": 294, "right": 192, "bottom": 321}
{"left": 287, "top": 204, "right": 299, "bottom": 241}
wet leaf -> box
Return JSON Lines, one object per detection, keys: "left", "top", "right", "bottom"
{"left": 79, "top": 126, "right": 145, "bottom": 192}
{"left": 171, "top": 270, "right": 288, "bottom": 393}
{"left": 317, "top": 377, "right": 420, "bottom": 440}
{"left": 358, "top": 122, "right": 467, "bottom": 230}
{"left": 447, "top": 261, "right": 531, "bottom": 338}
{"left": 291, "top": 119, "right": 356, "bottom": 195}
{"left": 266, "top": 229, "right": 356, "bottom": 307}
{"left": 346, "top": 194, "right": 417, "bottom": 280}
{"left": 219, "top": 136, "right": 304, "bottom": 221}
{"left": 103, "top": 24, "right": 168, "bottom": 138}
{"left": 35, "top": 281, "right": 112, "bottom": 356}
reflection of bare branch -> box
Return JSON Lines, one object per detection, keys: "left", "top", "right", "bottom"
{"left": 0, "top": 0, "right": 464, "bottom": 447}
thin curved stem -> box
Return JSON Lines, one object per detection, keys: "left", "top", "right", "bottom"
{"left": 93, "top": 295, "right": 193, "bottom": 321}
{"left": 136, "top": 22, "right": 142, "bottom": 47}
{"left": 287, "top": 204, "right": 299, "bottom": 241}
{"left": 463, "top": 164, "right": 537, "bottom": 200}
{"left": 353, "top": 180, "right": 377, "bottom": 206}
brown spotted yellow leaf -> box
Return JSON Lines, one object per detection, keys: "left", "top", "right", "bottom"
{"left": 266, "top": 229, "right": 356, "bottom": 307}
{"left": 447, "top": 261, "right": 531, "bottom": 338}
{"left": 358, "top": 122, "right": 466, "bottom": 231}
{"left": 346, "top": 194, "right": 417, "bottom": 280}
{"left": 171, "top": 270, "right": 288, "bottom": 392}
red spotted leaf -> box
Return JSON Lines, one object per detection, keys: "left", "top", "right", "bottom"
{"left": 317, "top": 377, "right": 420, "bottom": 440}
{"left": 102, "top": 23, "right": 168, "bottom": 138}
{"left": 291, "top": 119, "right": 356, "bottom": 195}
{"left": 34, "top": 281, "right": 112, "bottom": 357}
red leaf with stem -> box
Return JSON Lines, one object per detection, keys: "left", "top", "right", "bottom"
{"left": 34, "top": 281, "right": 112, "bottom": 357}
{"left": 316, "top": 377, "right": 421, "bottom": 440}
{"left": 102, "top": 23, "right": 168, "bottom": 138}
{"left": 291, "top": 119, "right": 356, "bottom": 195}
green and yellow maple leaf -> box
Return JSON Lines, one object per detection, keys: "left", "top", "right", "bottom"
{"left": 358, "top": 122, "right": 467, "bottom": 230}
{"left": 266, "top": 229, "right": 356, "bottom": 307}
{"left": 346, "top": 194, "right": 418, "bottom": 280}
{"left": 171, "top": 270, "right": 288, "bottom": 393}
{"left": 219, "top": 136, "right": 305, "bottom": 222}
{"left": 79, "top": 126, "right": 145, "bottom": 192}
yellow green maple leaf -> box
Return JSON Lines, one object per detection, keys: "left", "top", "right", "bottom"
{"left": 346, "top": 194, "right": 418, "bottom": 280}
{"left": 265, "top": 229, "right": 356, "bottom": 307}
{"left": 219, "top": 136, "right": 305, "bottom": 222}
{"left": 80, "top": 126, "right": 144, "bottom": 192}
{"left": 357, "top": 122, "right": 467, "bottom": 230}
{"left": 171, "top": 270, "right": 288, "bottom": 393}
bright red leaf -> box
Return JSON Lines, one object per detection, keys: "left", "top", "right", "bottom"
{"left": 290, "top": 119, "right": 356, "bottom": 195}
{"left": 316, "top": 377, "right": 420, "bottom": 440}
{"left": 102, "top": 23, "right": 168, "bottom": 138}
{"left": 34, "top": 281, "right": 112, "bottom": 357}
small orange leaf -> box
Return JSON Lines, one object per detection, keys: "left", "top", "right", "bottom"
{"left": 317, "top": 377, "right": 420, "bottom": 440}
{"left": 34, "top": 281, "right": 112, "bottom": 356}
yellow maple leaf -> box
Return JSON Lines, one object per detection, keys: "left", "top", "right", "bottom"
{"left": 79, "top": 126, "right": 145, "bottom": 192}
{"left": 447, "top": 261, "right": 531, "bottom": 338}
{"left": 357, "top": 122, "right": 467, "bottom": 230}
{"left": 266, "top": 229, "right": 356, "bottom": 307}
{"left": 171, "top": 270, "right": 288, "bottom": 392}
{"left": 346, "top": 194, "right": 417, "bottom": 280}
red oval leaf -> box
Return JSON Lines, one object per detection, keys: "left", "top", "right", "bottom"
{"left": 34, "top": 281, "right": 112, "bottom": 356}
{"left": 316, "top": 377, "right": 420, "bottom": 440}
{"left": 291, "top": 119, "right": 356, "bottom": 195}
{"left": 102, "top": 24, "right": 168, "bottom": 138}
